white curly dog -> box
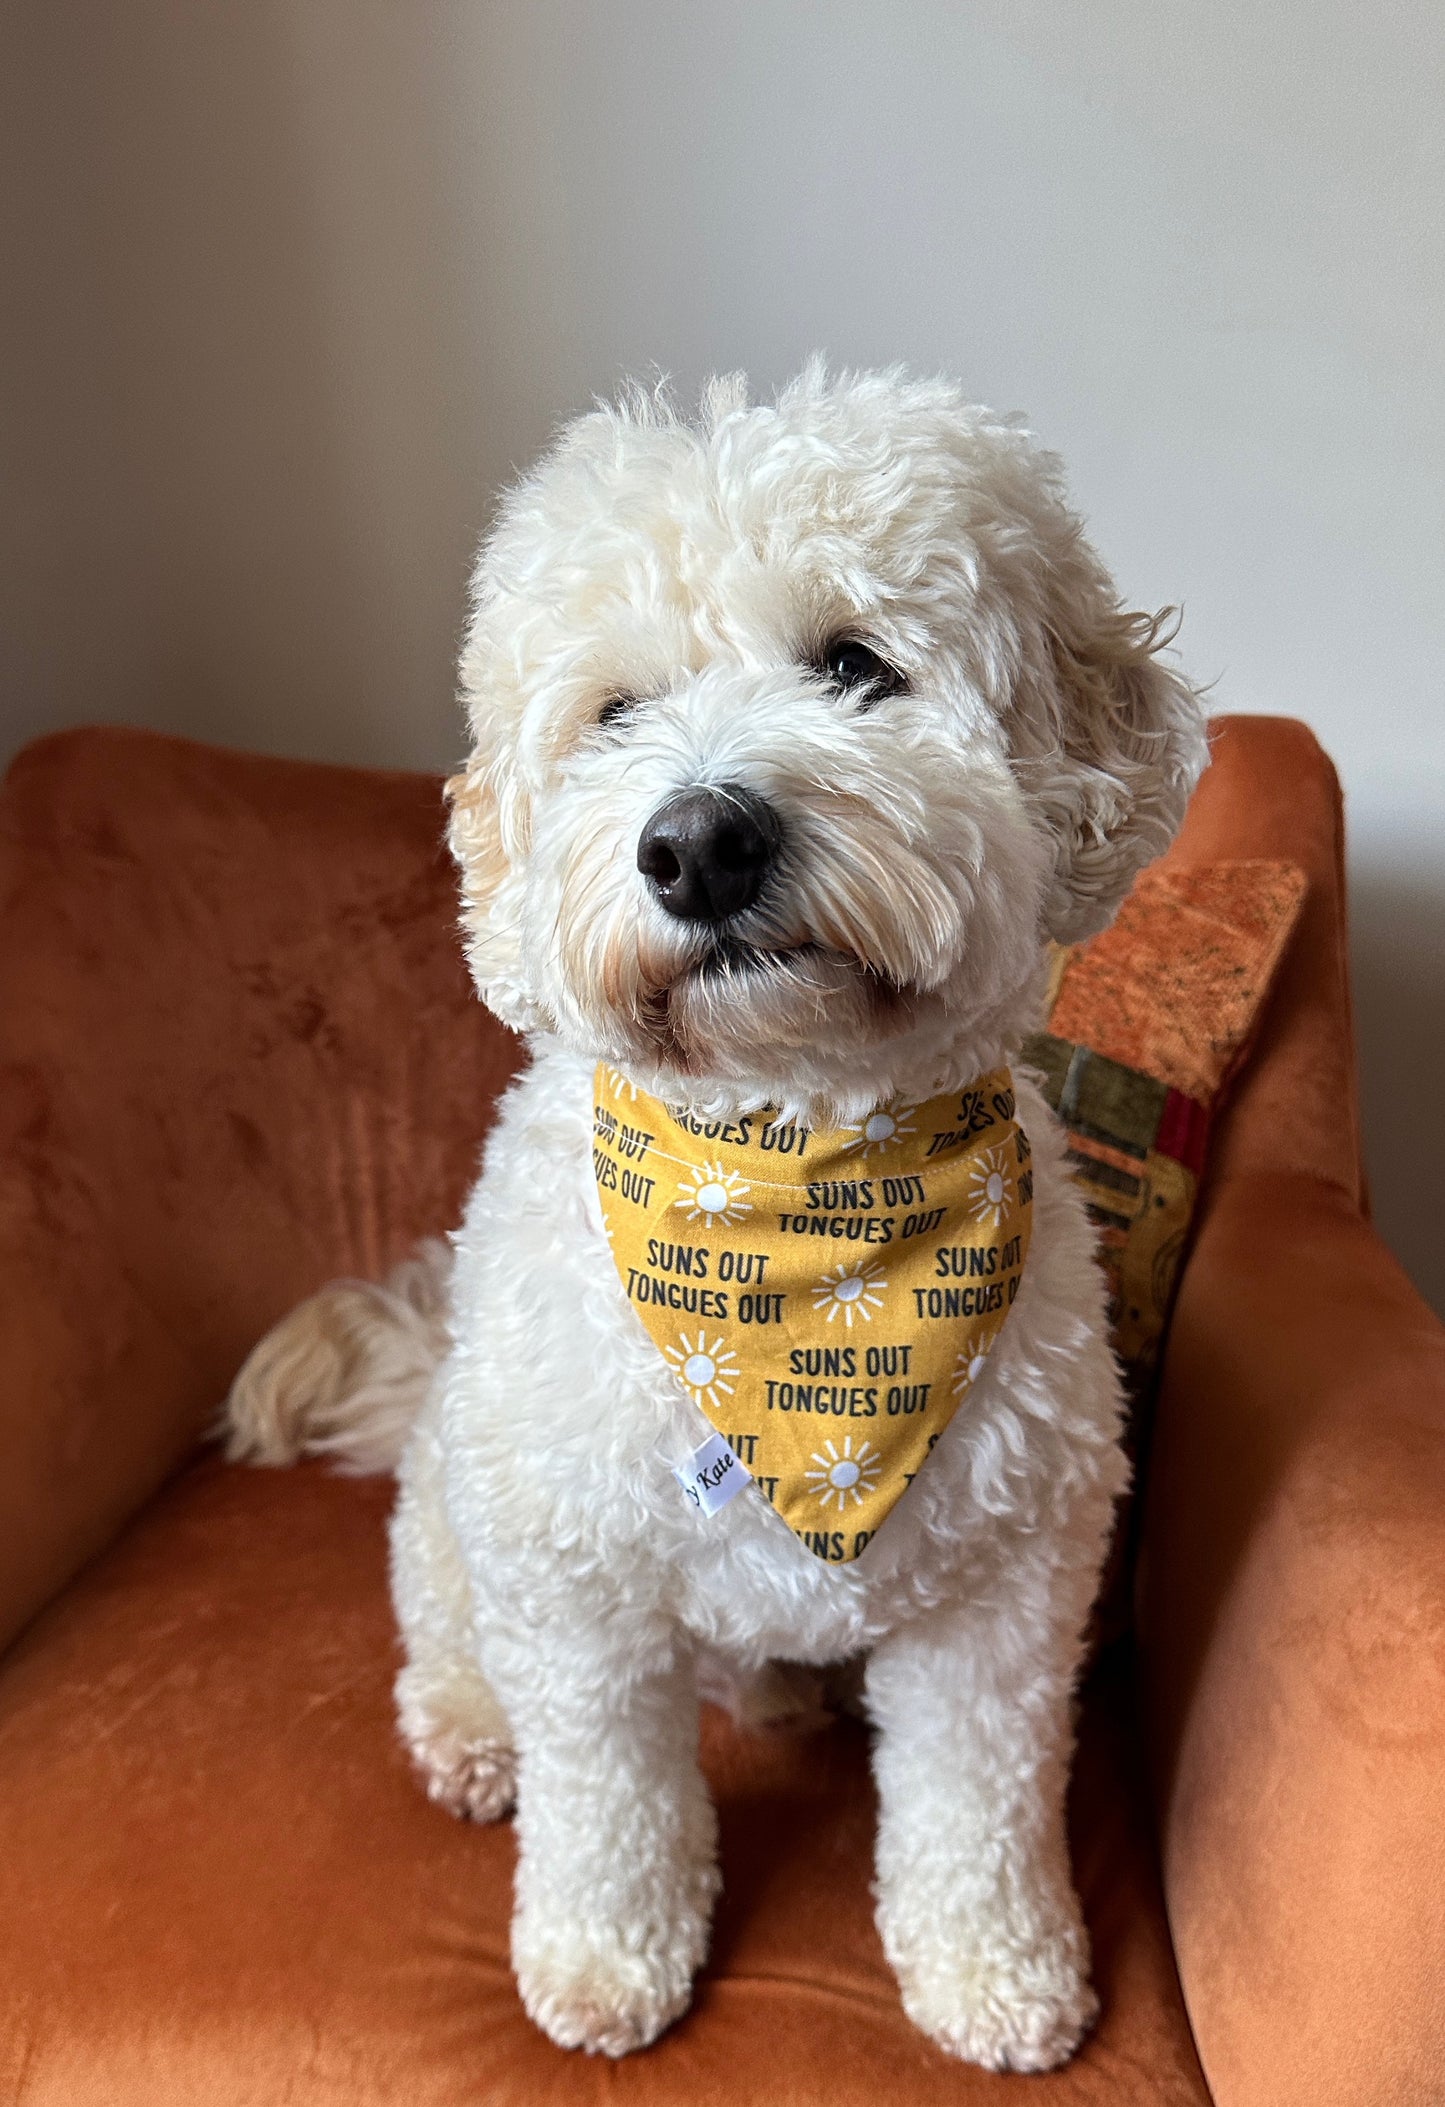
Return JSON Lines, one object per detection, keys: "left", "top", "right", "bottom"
{"left": 226, "top": 364, "right": 1206, "bottom": 2072}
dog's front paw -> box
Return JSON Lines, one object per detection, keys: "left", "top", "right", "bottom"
{"left": 895, "top": 1924, "right": 1098, "bottom": 2073}
{"left": 408, "top": 1724, "right": 516, "bottom": 1823}
{"left": 514, "top": 1919, "right": 705, "bottom": 2057}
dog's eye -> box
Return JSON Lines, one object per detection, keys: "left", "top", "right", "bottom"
{"left": 817, "top": 638, "right": 906, "bottom": 707}
{"left": 596, "top": 695, "right": 640, "bottom": 730}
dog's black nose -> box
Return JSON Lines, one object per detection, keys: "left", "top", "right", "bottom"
{"left": 637, "top": 785, "right": 781, "bottom": 922}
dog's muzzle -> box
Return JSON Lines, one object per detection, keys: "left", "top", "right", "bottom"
{"left": 636, "top": 784, "right": 781, "bottom": 923}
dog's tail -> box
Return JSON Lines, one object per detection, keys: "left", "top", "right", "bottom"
{"left": 221, "top": 1239, "right": 451, "bottom": 1476}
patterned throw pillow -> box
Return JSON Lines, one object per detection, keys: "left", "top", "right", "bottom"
{"left": 1022, "top": 858, "right": 1308, "bottom": 1622}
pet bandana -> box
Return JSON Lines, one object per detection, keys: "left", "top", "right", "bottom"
{"left": 592, "top": 1066, "right": 1033, "bottom": 1563}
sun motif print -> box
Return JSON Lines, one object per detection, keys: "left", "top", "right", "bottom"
{"left": 839, "top": 1099, "right": 918, "bottom": 1157}
{"left": 603, "top": 1065, "right": 639, "bottom": 1101}
{"left": 592, "top": 1063, "right": 1033, "bottom": 1563}
{"left": 812, "top": 1257, "right": 888, "bottom": 1327}
{"left": 664, "top": 1332, "right": 740, "bottom": 1412}
{"left": 805, "top": 1436, "right": 883, "bottom": 1511}
{"left": 951, "top": 1334, "right": 992, "bottom": 1397}
{"left": 967, "top": 1144, "right": 1015, "bottom": 1230}
{"left": 674, "top": 1161, "right": 752, "bottom": 1227}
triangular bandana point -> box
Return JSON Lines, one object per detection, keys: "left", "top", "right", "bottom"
{"left": 593, "top": 1069, "right": 1034, "bottom": 1564}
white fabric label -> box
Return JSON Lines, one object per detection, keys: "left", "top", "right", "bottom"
{"left": 674, "top": 1430, "right": 749, "bottom": 1517}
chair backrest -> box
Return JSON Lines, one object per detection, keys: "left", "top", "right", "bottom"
{"left": 0, "top": 711, "right": 1355, "bottom": 1653}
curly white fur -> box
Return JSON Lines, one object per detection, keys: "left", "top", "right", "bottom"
{"left": 225, "top": 364, "right": 1206, "bottom": 2072}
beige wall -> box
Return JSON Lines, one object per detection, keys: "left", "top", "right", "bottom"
{"left": 3, "top": 1, "right": 1442, "bottom": 1311}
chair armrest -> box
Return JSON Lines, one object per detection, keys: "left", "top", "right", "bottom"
{"left": 0, "top": 727, "right": 516, "bottom": 1655}
{"left": 1138, "top": 1169, "right": 1445, "bottom": 2107}
{"left": 0, "top": 1188, "right": 206, "bottom": 1661}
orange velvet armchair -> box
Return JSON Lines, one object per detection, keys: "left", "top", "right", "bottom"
{"left": 1, "top": 716, "right": 1442, "bottom": 2106}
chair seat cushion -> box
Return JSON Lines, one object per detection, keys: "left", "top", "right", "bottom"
{"left": 0, "top": 1456, "right": 1208, "bottom": 2104}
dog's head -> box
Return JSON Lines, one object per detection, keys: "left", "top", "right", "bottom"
{"left": 449, "top": 365, "right": 1207, "bottom": 1119}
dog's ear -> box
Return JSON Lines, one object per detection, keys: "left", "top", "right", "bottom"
{"left": 445, "top": 753, "right": 541, "bottom": 1032}
{"left": 1012, "top": 538, "right": 1209, "bottom": 945}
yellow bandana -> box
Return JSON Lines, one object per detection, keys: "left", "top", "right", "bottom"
{"left": 592, "top": 1067, "right": 1033, "bottom": 1563}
